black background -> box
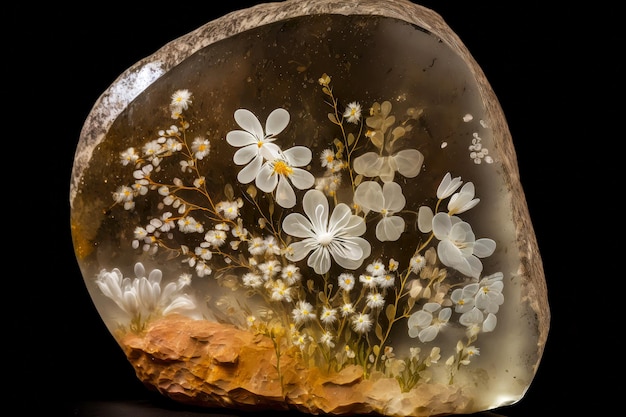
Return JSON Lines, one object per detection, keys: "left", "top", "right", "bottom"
{"left": 13, "top": 1, "right": 602, "bottom": 415}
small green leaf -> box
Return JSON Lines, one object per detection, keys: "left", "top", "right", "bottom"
{"left": 328, "top": 113, "right": 338, "bottom": 124}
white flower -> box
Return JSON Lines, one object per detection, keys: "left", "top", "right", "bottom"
{"left": 448, "top": 182, "right": 480, "bottom": 215}
{"left": 459, "top": 306, "right": 498, "bottom": 334}
{"left": 120, "top": 147, "right": 139, "bottom": 166}
{"left": 352, "top": 313, "right": 373, "bottom": 333}
{"left": 282, "top": 189, "right": 371, "bottom": 274}
{"left": 226, "top": 108, "right": 287, "bottom": 184}
{"left": 191, "top": 136, "right": 210, "bottom": 160}
{"left": 320, "top": 307, "right": 338, "bottom": 325}
{"left": 281, "top": 264, "right": 301, "bottom": 285}
{"left": 338, "top": 273, "right": 356, "bottom": 291}
{"left": 354, "top": 181, "right": 406, "bottom": 241}
{"left": 320, "top": 331, "right": 335, "bottom": 348}
{"left": 366, "top": 260, "right": 386, "bottom": 276}
{"left": 247, "top": 236, "right": 266, "bottom": 255}
{"left": 343, "top": 101, "right": 362, "bottom": 124}
{"left": 432, "top": 213, "right": 496, "bottom": 278}
{"left": 366, "top": 292, "right": 385, "bottom": 309}
{"left": 450, "top": 283, "right": 479, "bottom": 313}
{"left": 476, "top": 272, "right": 504, "bottom": 313}
{"left": 259, "top": 259, "right": 281, "bottom": 279}
{"left": 216, "top": 200, "right": 240, "bottom": 220}
{"left": 96, "top": 268, "right": 139, "bottom": 316}
{"left": 359, "top": 274, "right": 377, "bottom": 288}
{"left": 170, "top": 89, "right": 192, "bottom": 110}
{"left": 320, "top": 149, "right": 336, "bottom": 168}
{"left": 242, "top": 272, "right": 263, "bottom": 288}
{"left": 341, "top": 303, "right": 355, "bottom": 317}
{"left": 95, "top": 262, "right": 196, "bottom": 321}
{"left": 436, "top": 172, "right": 463, "bottom": 199}
{"left": 407, "top": 302, "right": 451, "bottom": 342}
{"left": 377, "top": 273, "right": 395, "bottom": 288}
{"left": 353, "top": 149, "right": 423, "bottom": 183}
{"left": 270, "top": 280, "right": 293, "bottom": 302}
{"left": 292, "top": 300, "right": 316, "bottom": 324}
{"left": 409, "top": 254, "right": 426, "bottom": 273}
{"left": 256, "top": 147, "right": 315, "bottom": 208}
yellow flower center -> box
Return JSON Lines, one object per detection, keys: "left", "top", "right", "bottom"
{"left": 273, "top": 160, "right": 293, "bottom": 176}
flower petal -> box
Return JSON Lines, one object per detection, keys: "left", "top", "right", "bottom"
{"left": 378, "top": 158, "right": 396, "bottom": 183}
{"left": 382, "top": 181, "right": 406, "bottom": 212}
{"left": 342, "top": 214, "right": 366, "bottom": 236}
{"left": 308, "top": 246, "right": 332, "bottom": 274}
{"left": 255, "top": 162, "right": 278, "bottom": 193}
{"left": 418, "top": 327, "right": 437, "bottom": 343}
{"left": 354, "top": 181, "right": 384, "bottom": 213}
{"left": 283, "top": 213, "right": 314, "bottom": 238}
{"left": 283, "top": 146, "right": 312, "bottom": 167}
{"left": 437, "top": 239, "right": 463, "bottom": 270}
{"left": 259, "top": 142, "right": 281, "bottom": 161}
{"left": 234, "top": 109, "right": 264, "bottom": 139}
{"left": 233, "top": 144, "right": 258, "bottom": 165}
{"left": 226, "top": 130, "right": 256, "bottom": 147}
{"left": 392, "top": 149, "right": 424, "bottom": 178}
{"left": 432, "top": 212, "right": 452, "bottom": 239}
{"left": 473, "top": 238, "right": 496, "bottom": 258}
{"left": 237, "top": 154, "right": 263, "bottom": 184}
{"left": 287, "top": 239, "right": 317, "bottom": 261}
{"left": 275, "top": 175, "right": 296, "bottom": 208}
{"left": 289, "top": 168, "right": 315, "bottom": 190}
{"left": 302, "top": 190, "right": 329, "bottom": 233}
{"left": 353, "top": 152, "right": 385, "bottom": 177}
{"left": 417, "top": 206, "right": 433, "bottom": 233}
{"left": 328, "top": 203, "right": 353, "bottom": 232}
{"left": 375, "top": 216, "right": 405, "bottom": 241}
{"left": 265, "top": 108, "right": 290, "bottom": 136}
{"left": 437, "top": 172, "right": 463, "bottom": 199}
{"left": 332, "top": 237, "right": 371, "bottom": 268}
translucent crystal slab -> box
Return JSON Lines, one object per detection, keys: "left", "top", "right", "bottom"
{"left": 70, "top": 1, "right": 549, "bottom": 415}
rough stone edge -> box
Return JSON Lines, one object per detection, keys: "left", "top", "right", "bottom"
{"left": 70, "top": 0, "right": 549, "bottom": 374}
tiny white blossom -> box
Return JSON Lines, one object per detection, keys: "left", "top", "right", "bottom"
{"left": 352, "top": 313, "right": 373, "bottom": 333}
{"left": 338, "top": 273, "right": 356, "bottom": 291}
{"left": 366, "top": 292, "right": 385, "bottom": 309}
{"left": 281, "top": 264, "right": 301, "bottom": 285}
{"left": 191, "top": 137, "right": 210, "bottom": 160}
{"left": 242, "top": 272, "right": 263, "bottom": 288}
{"left": 171, "top": 89, "right": 192, "bottom": 110}
{"left": 343, "top": 101, "right": 362, "bottom": 124}
{"left": 120, "top": 147, "right": 139, "bottom": 166}
{"left": 410, "top": 254, "right": 426, "bottom": 273}
{"left": 341, "top": 303, "right": 355, "bottom": 317}
{"left": 366, "top": 260, "right": 386, "bottom": 276}
{"left": 292, "top": 301, "right": 315, "bottom": 324}
{"left": 320, "top": 306, "right": 338, "bottom": 325}
{"left": 319, "top": 331, "right": 335, "bottom": 348}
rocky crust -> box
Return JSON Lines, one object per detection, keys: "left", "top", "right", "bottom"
{"left": 121, "top": 314, "right": 472, "bottom": 416}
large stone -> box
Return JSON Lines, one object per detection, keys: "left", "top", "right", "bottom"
{"left": 70, "top": 1, "right": 550, "bottom": 415}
